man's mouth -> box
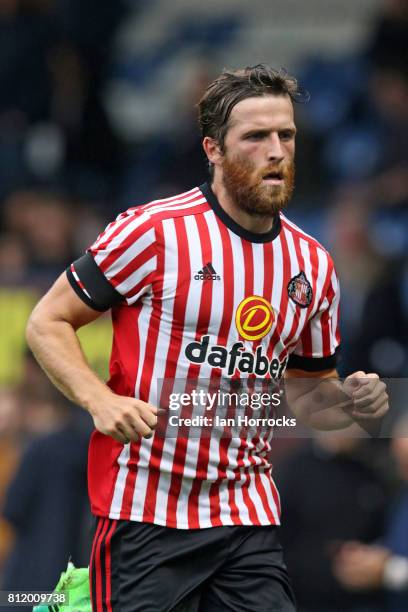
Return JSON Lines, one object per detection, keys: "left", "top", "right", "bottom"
{"left": 262, "top": 171, "right": 284, "bottom": 185}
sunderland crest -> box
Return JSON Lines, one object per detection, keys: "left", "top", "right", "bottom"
{"left": 287, "top": 271, "right": 313, "bottom": 308}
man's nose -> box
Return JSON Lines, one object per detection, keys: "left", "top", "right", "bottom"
{"left": 266, "top": 134, "right": 284, "bottom": 162}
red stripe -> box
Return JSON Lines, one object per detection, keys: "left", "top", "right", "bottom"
{"left": 244, "top": 385, "right": 277, "bottom": 525}
{"left": 228, "top": 477, "right": 243, "bottom": 525}
{"left": 269, "top": 477, "right": 281, "bottom": 517}
{"left": 208, "top": 219, "right": 235, "bottom": 526}
{"left": 94, "top": 518, "right": 109, "bottom": 612}
{"left": 108, "top": 304, "right": 143, "bottom": 519}
{"left": 140, "top": 189, "right": 201, "bottom": 211}
{"left": 230, "top": 240, "right": 261, "bottom": 525}
{"left": 107, "top": 243, "right": 157, "bottom": 288}
{"left": 97, "top": 218, "right": 155, "bottom": 274}
{"left": 94, "top": 190, "right": 201, "bottom": 253}
{"left": 70, "top": 264, "right": 87, "bottom": 293}
{"left": 93, "top": 214, "right": 147, "bottom": 254}
{"left": 125, "top": 271, "right": 156, "bottom": 301}
{"left": 89, "top": 517, "right": 104, "bottom": 612}
{"left": 147, "top": 202, "right": 210, "bottom": 226}
{"left": 166, "top": 213, "right": 213, "bottom": 527}
{"left": 119, "top": 442, "right": 141, "bottom": 520}
{"left": 142, "top": 217, "right": 191, "bottom": 522}
{"left": 98, "top": 195, "right": 206, "bottom": 278}
{"left": 262, "top": 242, "right": 273, "bottom": 308}
{"left": 253, "top": 468, "right": 276, "bottom": 523}
{"left": 141, "top": 191, "right": 204, "bottom": 214}
{"left": 320, "top": 272, "right": 336, "bottom": 357}
{"left": 277, "top": 229, "right": 315, "bottom": 363}
{"left": 334, "top": 273, "right": 341, "bottom": 345}
{"left": 120, "top": 223, "right": 165, "bottom": 519}
{"left": 281, "top": 232, "right": 306, "bottom": 353}
{"left": 186, "top": 213, "right": 216, "bottom": 528}
{"left": 299, "top": 255, "right": 336, "bottom": 358}
{"left": 104, "top": 520, "right": 117, "bottom": 612}
{"left": 267, "top": 231, "right": 291, "bottom": 363}
{"left": 257, "top": 236, "right": 287, "bottom": 522}
{"left": 299, "top": 244, "right": 319, "bottom": 356}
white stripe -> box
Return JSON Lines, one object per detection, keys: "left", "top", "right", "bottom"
{"left": 173, "top": 214, "right": 212, "bottom": 526}
{"left": 252, "top": 242, "right": 264, "bottom": 298}
{"left": 314, "top": 248, "right": 329, "bottom": 314}
{"left": 143, "top": 197, "right": 207, "bottom": 218}
{"left": 93, "top": 212, "right": 151, "bottom": 266}
{"left": 233, "top": 474, "right": 251, "bottom": 524}
{"left": 109, "top": 297, "right": 153, "bottom": 517}
{"left": 153, "top": 213, "right": 205, "bottom": 525}
{"left": 140, "top": 187, "right": 200, "bottom": 209}
{"left": 280, "top": 228, "right": 300, "bottom": 345}
{"left": 268, "top": 236, "right": 285, "bottom": 355}
{"left": 306, "top": 245, "right": 328, "bottom": 357}
{"left": 92, "top": 216, "right": 131, "bottom": 250}
{"left": 223, "top": 231, "right": 248, "bottom": 525}
{"left": 104, "top": 226, "right": 156, "bottom": 279}
{"left": 134, "top": 296, "right": 153, "bottom": 400}
{"left": 109, "top": 444, "right": 131, "bottom": 516}
{"left": 94, "top": 189, "right": 201, "bottom": 250}
{"left": 260, "top": 472, "right": 280, "bottom": 523}
{"left": 329, "top": 268, "right": 340, "bottom": 351}
{"left": 176, "top": 211, "right": 226, "bottom": 527}
{"left": 235, "top": 243, "right": 275, "bottom": 524}
{"left": 130, "top": 218, "right": 179, "bottom": 519}
{"left": 115, "top": 257, "right": 156, "bottom": 301}
{"left": 71, "top": 268, "right": 91, "bottom": 300}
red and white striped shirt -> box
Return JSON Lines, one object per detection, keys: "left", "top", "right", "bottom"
{"left": 67, "top": 183, "right": 340, "bottom": 529}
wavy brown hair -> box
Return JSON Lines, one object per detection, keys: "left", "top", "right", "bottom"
{"left": 198, "top": 64, "right": 309, "bottom": 154}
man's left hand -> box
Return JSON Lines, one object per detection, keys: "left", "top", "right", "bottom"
{"left": 343, "top": 371, "right": 389, "bottom": 420}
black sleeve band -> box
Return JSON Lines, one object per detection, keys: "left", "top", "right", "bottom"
{"left": 66, "top": 252, "right": 124, "bottom": 312}
{"left": 287, "top": 347, "right": 340, "bottom": 372}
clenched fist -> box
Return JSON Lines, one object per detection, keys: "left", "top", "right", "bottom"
{"left": 88, "top": 390, "right": 160, "bottom": 444}
{"left": 343, "top": 371, "right": 389, "bottom": 420}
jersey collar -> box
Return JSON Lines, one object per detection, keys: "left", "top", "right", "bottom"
{"left": 199, "top": 182, "right": 282, "bottom": 244}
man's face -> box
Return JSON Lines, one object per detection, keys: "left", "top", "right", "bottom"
{"left": 219, "top": 95, "right": 296, "bottom": 216}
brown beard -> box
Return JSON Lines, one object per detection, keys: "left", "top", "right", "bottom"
{"left": 221, "top": 153, "right": 295, "bottom": 217}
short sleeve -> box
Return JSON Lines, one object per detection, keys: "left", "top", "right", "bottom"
{"left": 66, "top": 208, "right": 158, "bottom": 311}
{"left": 287, "top": 260, "right": 341, "bottom": 372}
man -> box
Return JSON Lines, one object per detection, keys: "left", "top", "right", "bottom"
{"left": 26, "top": 64, "right": 388, "bottom": 612}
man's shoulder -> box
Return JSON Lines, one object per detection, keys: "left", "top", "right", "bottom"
{"left": 118, "top": 186, "right": 209, "bottom": 226}
{"left": 279, "top": 211, "right": 334, "bottom": 265}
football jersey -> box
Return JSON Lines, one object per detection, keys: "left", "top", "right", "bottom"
{"left": 67, "top": 183, "right": 340, "bottom": 528}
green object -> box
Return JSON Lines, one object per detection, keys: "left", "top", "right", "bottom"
{"left": 33, "top": 561, "right": 91, "bottom": 612}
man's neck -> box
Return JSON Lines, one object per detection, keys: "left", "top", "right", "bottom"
{"left": 210, "top": 176, "right": 275, "bottom": 235}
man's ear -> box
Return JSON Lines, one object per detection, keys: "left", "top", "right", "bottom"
{"left": 202, "top": 137, "right": 223, "bottom": 167}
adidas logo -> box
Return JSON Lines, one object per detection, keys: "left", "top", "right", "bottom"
{"left": 194, "top": 262, "right": 220, "bottom": 281}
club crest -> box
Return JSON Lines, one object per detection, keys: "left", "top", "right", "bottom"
{"left": 287, "top": 271, "right": 313, "bottom": 308}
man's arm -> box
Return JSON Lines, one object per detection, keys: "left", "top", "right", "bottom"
{"left": 26, "top": 273, "right": 158, "bottom": 444}
{"left": 284, "top": 368, "right": 388, "bottom": 431}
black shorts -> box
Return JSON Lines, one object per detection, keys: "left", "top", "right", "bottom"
{"left": 90, "top": 517, "right": 296, "bottom": 612}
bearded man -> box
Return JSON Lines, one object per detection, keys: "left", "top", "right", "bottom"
{"left": 26, "top": 64, "right": 388, "bottom": 612}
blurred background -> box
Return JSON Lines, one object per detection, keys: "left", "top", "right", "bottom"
{"left": 0, "top": 0, "right": 407, "bottom": 609}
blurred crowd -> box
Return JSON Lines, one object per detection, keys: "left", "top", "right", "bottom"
{"left": 0, "top": 0, "right": 407, "bottom": 609}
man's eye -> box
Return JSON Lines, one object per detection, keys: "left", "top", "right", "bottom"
{"left": 247, "top": 133, "right": 265, "bottom": 140}
{"left": 280, "top": 131, "right": 294, "bottom": 140}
